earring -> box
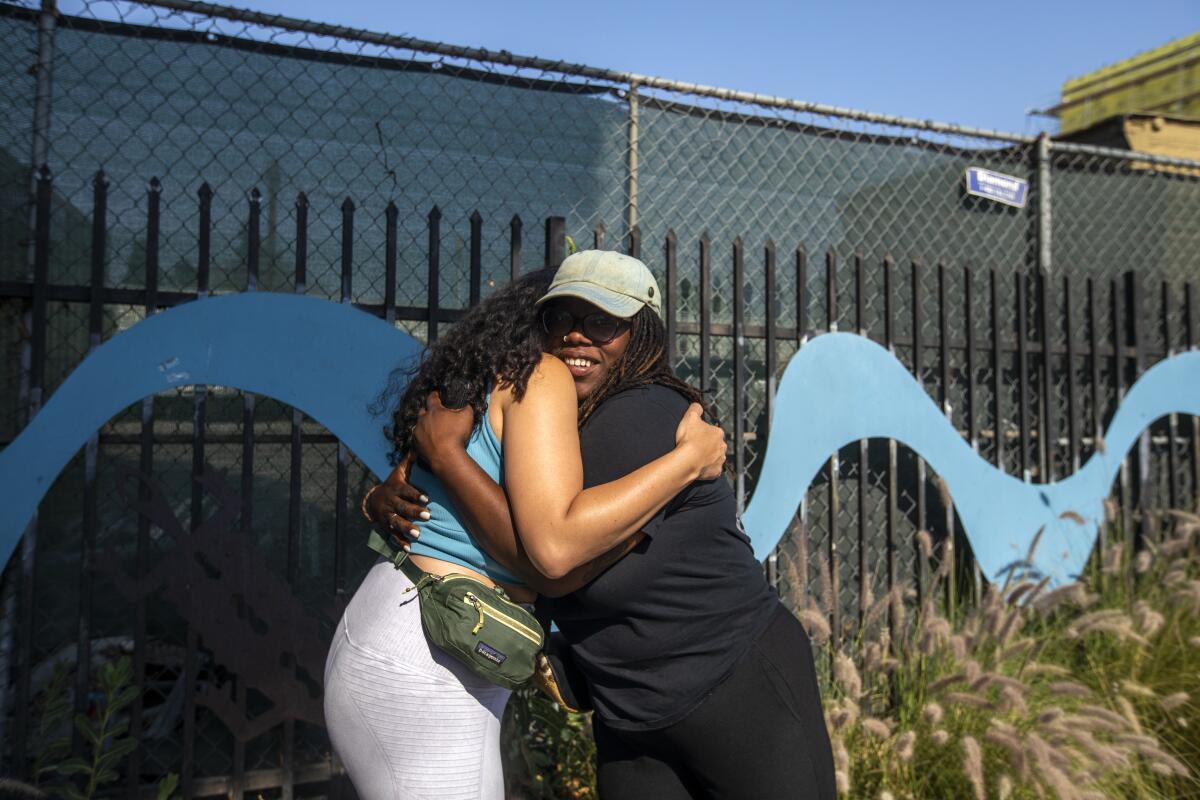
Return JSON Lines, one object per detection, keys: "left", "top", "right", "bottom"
{"left": 562, "top": 335, "right": 569, "bottom": 344}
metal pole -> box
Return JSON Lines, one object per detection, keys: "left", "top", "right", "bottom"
{"left": 627, "top": 82, "right": 639, "bottom": 238}
{"left": 1037, "top": 133, "right": 1052, "bottom": 276}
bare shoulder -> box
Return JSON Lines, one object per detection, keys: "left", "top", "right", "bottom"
{"left": 496, "top": 354, "right": 575, "bottom": 421}
{"left": 527, "top": 352, "right": 574, "bottom": 391}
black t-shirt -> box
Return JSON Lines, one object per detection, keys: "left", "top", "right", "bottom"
{"left": 542, "top": 384, "right": 779, "bottom": 732}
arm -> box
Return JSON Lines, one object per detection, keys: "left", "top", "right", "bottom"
{"left": 417, "top": 434, "right": 642, "bottom": 596}
{"left": 495, "top": 355, "right": 723, "bottom": 579}
{"left": 368, "top": 398, "right": 648, "bottom": 595}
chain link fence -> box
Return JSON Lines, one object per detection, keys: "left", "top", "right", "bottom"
{"left": 2, "top": 0, "right": 1199, "bottom": 791}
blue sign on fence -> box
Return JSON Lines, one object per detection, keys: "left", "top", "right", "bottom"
{"left": 964, "top": 167, "right": 1028, "bottom": 208}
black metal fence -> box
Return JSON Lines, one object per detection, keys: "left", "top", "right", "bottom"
{"left": 3, "top": 164, "right": 1200, "bottom": 794}
{"left": 3, "top": 0, "right": 1200, "bottom": 795}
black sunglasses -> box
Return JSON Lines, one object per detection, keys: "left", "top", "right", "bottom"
{"left": 540, "top": 307, "right": 627, "bottom": 344}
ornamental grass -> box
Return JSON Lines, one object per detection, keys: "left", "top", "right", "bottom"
{"left": 504, "top": 508, "right": 1200, "bottom": 799}
{"left": 798, "top": 509, "right": 1200, "bottom": 800}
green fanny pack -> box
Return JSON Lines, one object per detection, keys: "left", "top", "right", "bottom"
{"left": 367, "top": 531, "right": 544, "bottom": 691}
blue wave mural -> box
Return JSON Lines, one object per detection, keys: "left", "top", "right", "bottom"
{"left": 3, "top": 295, "right": 1197, "bottom": 585}
{"left": 0, "top": 293, "right": 420, "bottom": 561}
{"left": 742, "top": 333, "right": 1200, "bottom": 584}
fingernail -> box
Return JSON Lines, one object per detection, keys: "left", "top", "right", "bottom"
{"left": 419, "top": 511, "right": 431, "bottom": 521}
{"left": 409, "top": 528, "right": 420, "bottom": 538}
{"left": 402, "top": 543, "right": 411, "bottom": 552}
{"left": 419, "top": 495, "right": 429, "bottom": 503}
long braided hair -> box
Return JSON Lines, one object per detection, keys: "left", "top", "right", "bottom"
{"left": 576, "top": 305, "right": 712, "bottom": 427}
{"left": 384, "top": 269, "right": 713, "bottom": 462}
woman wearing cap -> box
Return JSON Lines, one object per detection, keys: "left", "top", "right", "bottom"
{"left": 324, "top": 261, "right": 729, "bottom": 800}
{"left": 364, "top": 251, "right": 836, "bottom": 799}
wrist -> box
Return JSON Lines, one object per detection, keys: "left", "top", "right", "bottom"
{"left": 426, "top": 440, "right": 471, "bottom": 475}
{"left": 672, "top": 441, "right": 704, "bottom": 483}
{"left": 360, "top": 484, "right": 380, "bottom": 522}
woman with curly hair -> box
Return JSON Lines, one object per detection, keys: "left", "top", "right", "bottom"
{"left": 358, "top": 250, "right": 835, "bottom": 800}
{"left": 323, "top": 256, "right": 728, "bottom": 800}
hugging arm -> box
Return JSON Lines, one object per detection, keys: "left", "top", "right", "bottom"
{"left": 414, "top": 435, "right": 642, "bottom": 597}
{"left": 499, "top": 355, "right": 723, "bottom": 578}
{"left": 403, "top": 354, "right": 723, "bottom": 582}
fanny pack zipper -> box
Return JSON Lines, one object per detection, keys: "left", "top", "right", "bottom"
{"left": 461, "top": 592, "right": 542, "bottom": 645}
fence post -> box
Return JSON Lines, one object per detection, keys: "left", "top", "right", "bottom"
{"left": 127, "top": 176, "right": 162, "bottom": 797}
{"left": 1126, "top": 271, "right": 1153, "bottom": 543}
{"left": 545, "top": 216, "right": 566, "bottom": 268}
{"left": 1187, "top": 283, "right": 1199, "bottom": 512}
{"left": 426, "top": 204, "right": 440, "bottom": 341}
{"left": 795, "top": 247, "right": 810, "bottom": 606}
{"left": 699, "top": 234, "right": 712, "bottom": 394}
{"left": 825, "top": 249, "right": 840, "bottom": 644}
{"left": 4, "top": 1, "right": 57, "bottom": 770}
{"left": 626, "top": 82, "right": 639, "bottom": 241}
{"left": 386, "top": 201, "right": 399, "bottom": 321}
{"left": 732, "top": 238, "right": 745, "bottom": 513}
{"left": 8, "top": 165, "right": 50, "bottom": 777}
{"left": 1037, "top": 134, "right": 1053, "bottom": 276}
{"left": 665, "top": 230, "right": 678, "bottom": 369}
{"left": 74, "top": 171, "right": 107, "bottom": 759}
{"left": 334, "top": 198, "right": 358, "bottom": 610}
{"left": 627, "top": 225, "right": 641, "bottom": 260}
{"left": 763, "top": 240, "right": 777, "bottom": 586}
{"left": 883, "top": 256, "right": 898, "bottom": 640}
{"left": 510, "top": 214, "right": 522, "bottom": 281}
{"left": 856, "top": 254, "right": 869, "bottom": 628}
{"left": 281, "top": 190, "right": 309, "bottom": 800}
{"left": 468, "top": 210, "right": 481, "bottom": 308}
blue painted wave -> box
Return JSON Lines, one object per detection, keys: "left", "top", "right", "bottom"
{"left": 741, "top": 333, "right": 1200, "bottom": 584}
{"left": 0, "top": 293, "right": 421, "bottom": 562}
{"left": 4, "top": 297, "right": 1197, "bottom": 587}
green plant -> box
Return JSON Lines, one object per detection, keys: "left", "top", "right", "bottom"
{"left": 31, "top": 660, "right": 72, "bottom": 793}
{"left": 784, "top": 512, "right": 1200, "bottom": 800}
{"left": 156, "top": 771, "right": 179, "bottom": 800}
{"left": 48, "top": 656, "right": 140, "bottom": 800}
{"left": 503, "top": 684, "right": 597, "bottom": 799}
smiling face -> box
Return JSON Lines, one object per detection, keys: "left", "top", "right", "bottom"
{"left": 541, "top": 297, "right": 633, "bottom": 402}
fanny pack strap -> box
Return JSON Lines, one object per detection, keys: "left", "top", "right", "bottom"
{"left": 367, "top": 530, "right": 432, "bottom": 589}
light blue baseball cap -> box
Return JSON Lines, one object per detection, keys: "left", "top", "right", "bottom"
{"left": 535, "top": 250, "right": 662, "bottom": 319}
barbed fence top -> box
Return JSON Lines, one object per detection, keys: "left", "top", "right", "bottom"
{"left": 4, "top": 0, "right": 1187, "bottom": 166}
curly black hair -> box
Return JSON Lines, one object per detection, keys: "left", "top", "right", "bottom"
{"left": 387, "top": 268, "right": 556, "bottom": 462}
{"left": 386, "top": 267, "right": 713, "bottom": 463}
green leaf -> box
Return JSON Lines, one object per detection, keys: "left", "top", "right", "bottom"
{"left": 94, "top": 766, "right": 120, "bottom": 785}
{"left": 36, "top": 739, "right": 71, "bottom": 761}
{"left": 73, "top": 715, "right": 101, "bottom": 746}
{"left": 105, "top": 719, "right": 130, "bottom": 739}
{"left": 52, "top": 784, "right": 89, "bottom": 800}
{"left": 111, "top": 685, "right": 141, "bottom": 711}
{"left": 157, "top": 772, "right": 180, "bottom": 800}
{"left": 101, "top": 737, "right": 137, "bottom": 761}
{"left": 51, "top": 756, "right": 92, "bottom": 777}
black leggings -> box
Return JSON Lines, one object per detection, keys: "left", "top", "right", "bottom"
{"left": 594, "top": 605, "right": 836, "bottom": 800}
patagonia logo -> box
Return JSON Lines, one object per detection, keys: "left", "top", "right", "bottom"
{"left": 475, "top": 641, "right": 507, "bottom": 665}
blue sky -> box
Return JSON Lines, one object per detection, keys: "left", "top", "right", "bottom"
{"left": 219, "top": 0, "right": 1196, "bottom": 136}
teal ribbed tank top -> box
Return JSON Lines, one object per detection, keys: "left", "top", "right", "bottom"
{"left": 404, "top": 394, "right": 525, "bottom": 586}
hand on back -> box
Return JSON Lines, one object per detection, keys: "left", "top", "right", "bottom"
{"left": 413, "top": 390, "right": 476, "bottom": 470}
{"left": 362, "top": 391, "right": 477, "bottom": 548}
{"left": 674, "top": 403, "right": 727, "bottom": 481}
{"left": 363, "top": 452, "right": 430, "bottom": 548}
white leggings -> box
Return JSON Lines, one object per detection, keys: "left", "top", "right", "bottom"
{"left": 323, "top": 561, "right": 512, "bottom": 799}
